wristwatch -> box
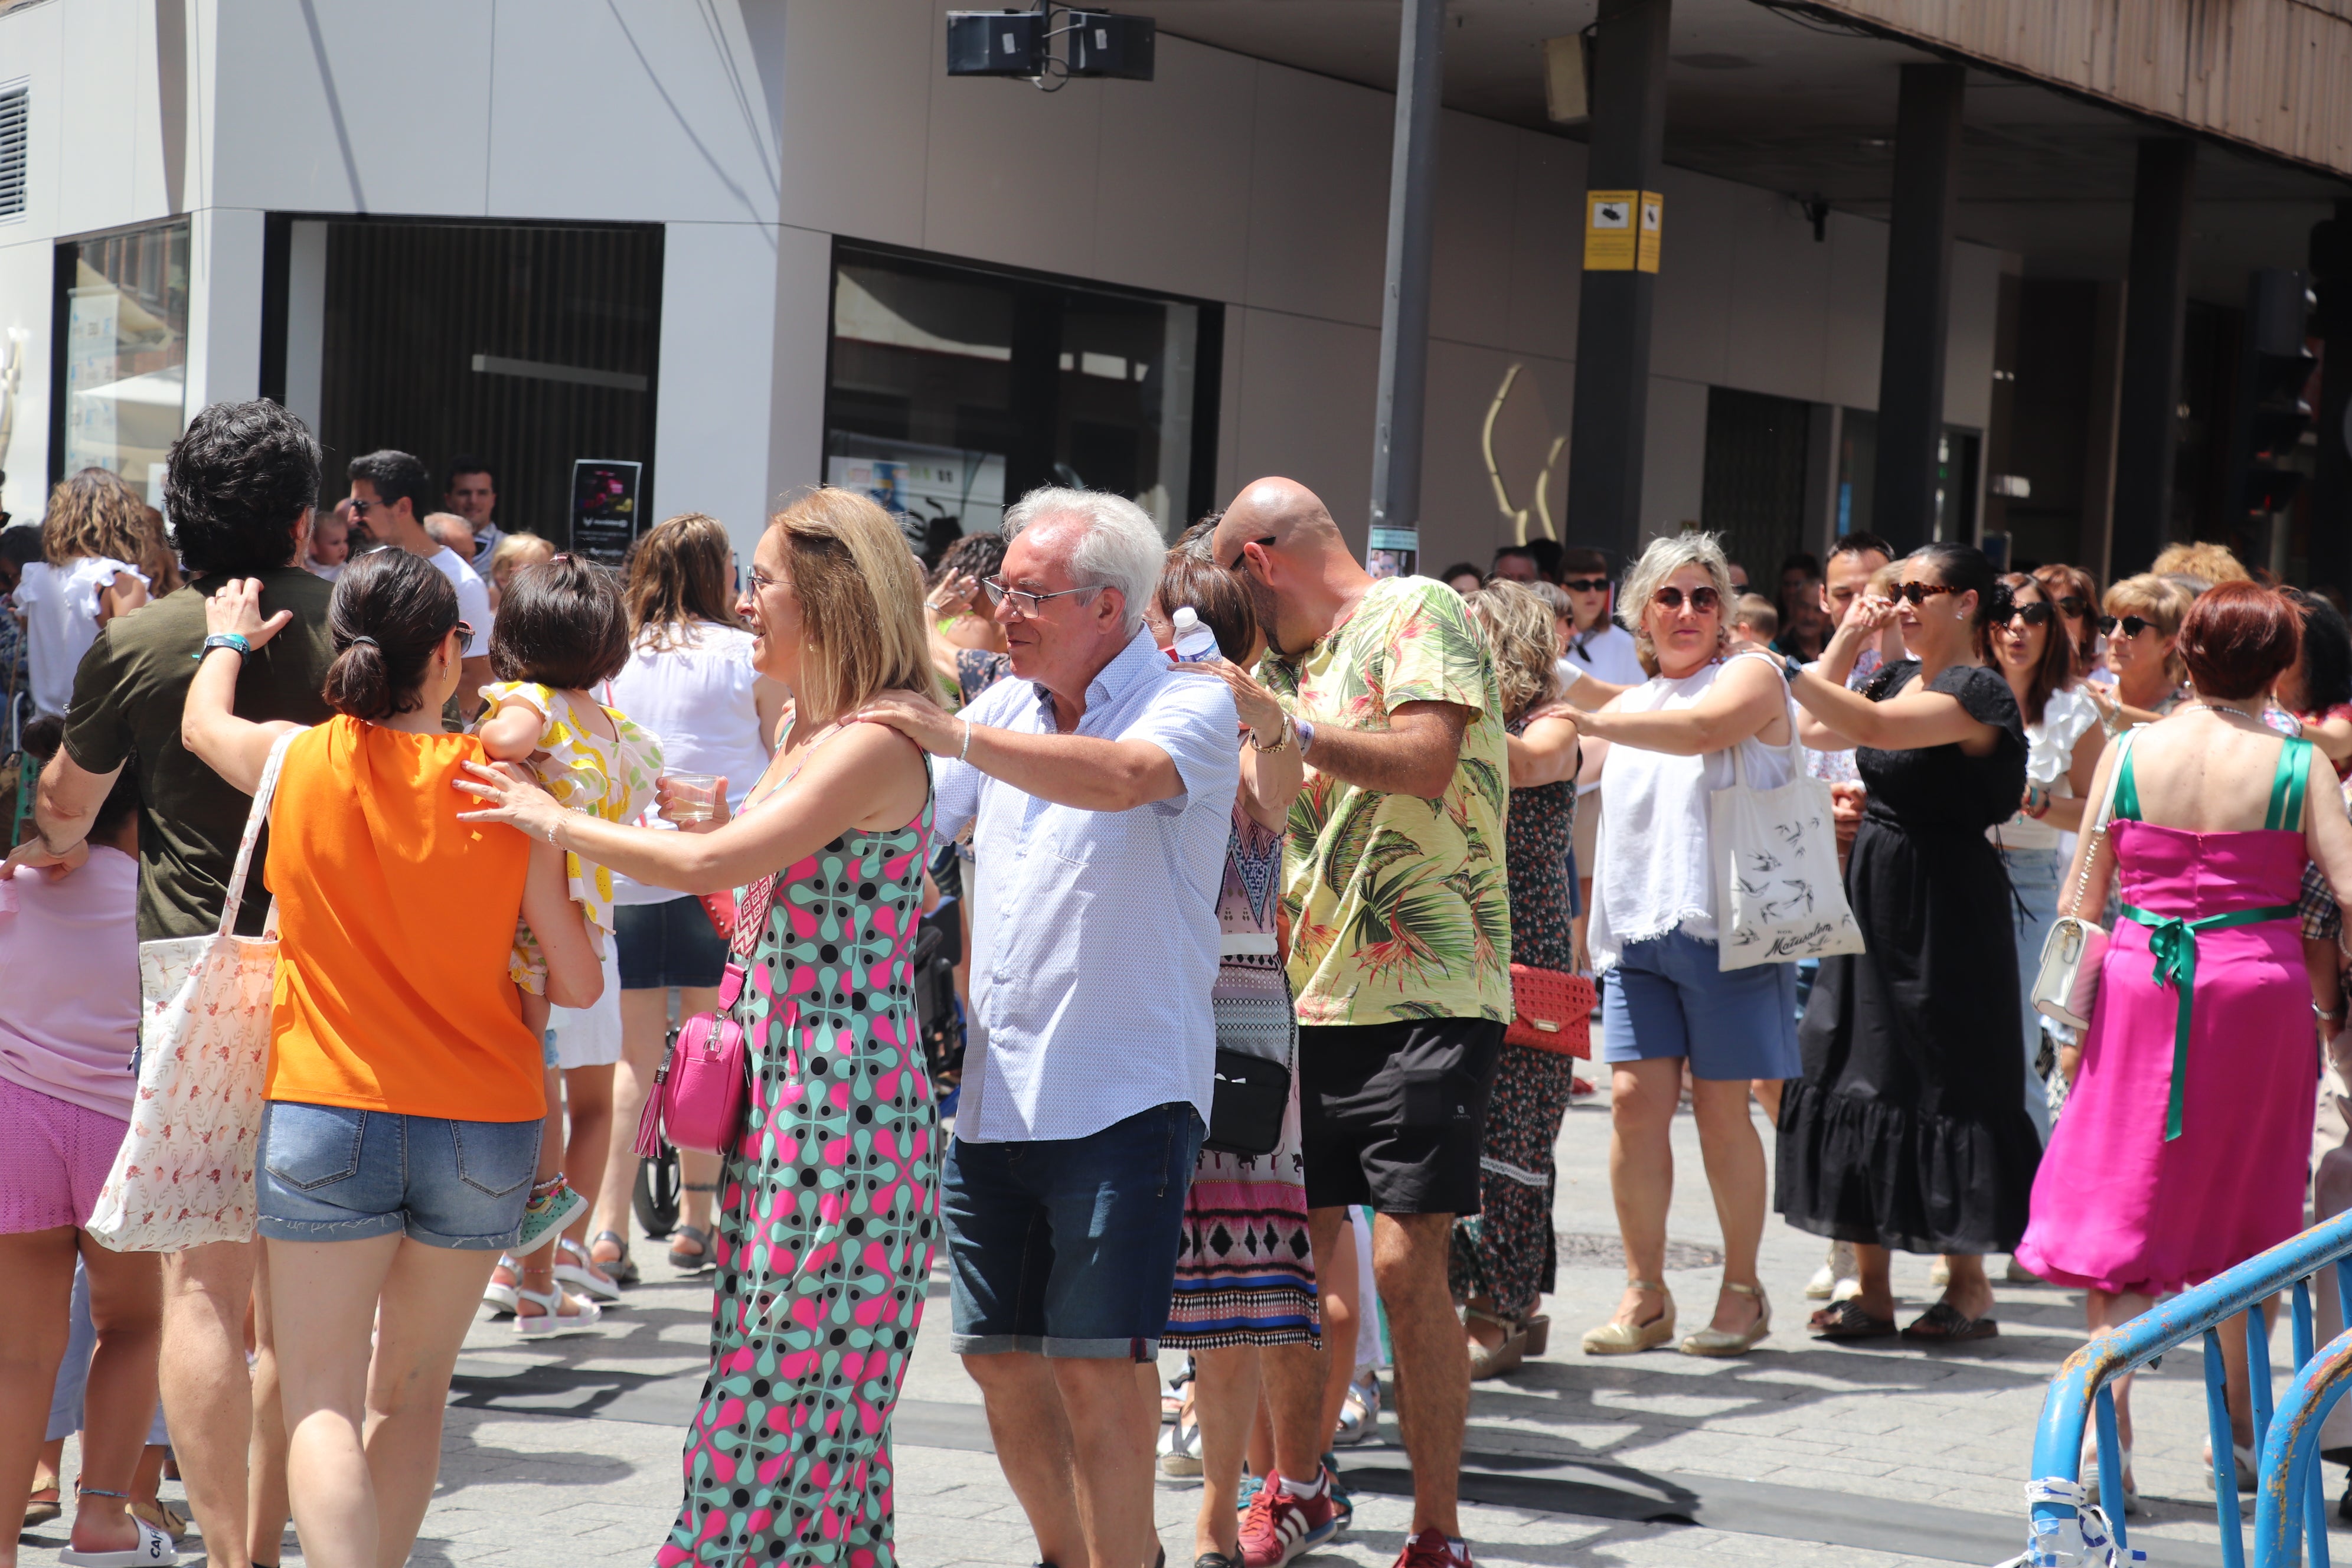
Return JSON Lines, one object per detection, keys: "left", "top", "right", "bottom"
{"left": 199, "top": 632, "right": 251, "bottom": 660}
{"left": 1781, "top": 654, "right": 1806, "bottom": 684}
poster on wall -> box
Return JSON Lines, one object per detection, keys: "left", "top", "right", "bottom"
{"left": 570, "top": 459, "right": 642, "bottom": 567}
{"left": 65, "top": 287, "right": 121, "bottom": 476}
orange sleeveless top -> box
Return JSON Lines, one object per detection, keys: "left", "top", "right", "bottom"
{"left": 263, "top": 717, "right": 543, "bottom": 1121}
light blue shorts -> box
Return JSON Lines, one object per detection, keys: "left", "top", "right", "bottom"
{"left": 1600, "top": 929, "right": 1802, "bottom": 1082}
{"left": 257, "top": 1102, "right": 542, "bottom": 1250}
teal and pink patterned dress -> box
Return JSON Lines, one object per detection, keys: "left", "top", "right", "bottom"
{"left": 657, "top": 788, "right": 940, "bottom": 1568}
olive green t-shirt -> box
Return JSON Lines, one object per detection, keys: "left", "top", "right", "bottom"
{"left": 61, "top": 570, "right": 338, "bottom": 941}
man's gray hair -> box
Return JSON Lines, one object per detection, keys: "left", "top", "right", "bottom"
{"left": 1002, "top": 486, "right": 1164, "bottom": 636}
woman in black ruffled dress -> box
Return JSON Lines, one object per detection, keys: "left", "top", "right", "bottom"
{"left": 1773, "top": 543, "right": 2041, "bottom": 1343}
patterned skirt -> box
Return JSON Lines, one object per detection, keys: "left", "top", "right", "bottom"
{"left": 1165, "top": 955, "right": 1318, "bottom": 1349}
{"left": 1449, "top": 1043, "right": 1577, "bottom": 1319}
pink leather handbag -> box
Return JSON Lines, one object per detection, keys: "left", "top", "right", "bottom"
{"left": 632, "top": 962, "right": 750, "bottom": 1159}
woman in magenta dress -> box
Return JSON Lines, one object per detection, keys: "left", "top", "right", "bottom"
{"left": 2015, "top": 582, "right": 2352, "bottom": 1498}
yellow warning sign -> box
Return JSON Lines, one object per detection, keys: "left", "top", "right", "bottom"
{"left": 1637, "top": 191, "right": 1662, "bottom": 273}
{"left": 1584, "top": 190, "right": 1637, "bottom": 270}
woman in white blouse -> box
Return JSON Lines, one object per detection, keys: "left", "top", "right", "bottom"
{"left": 1990, "top": 572, "right": 2105, "bottom": 1141}
{"left": 1567, "top": 532, "right": 1802, "bottom": 1358}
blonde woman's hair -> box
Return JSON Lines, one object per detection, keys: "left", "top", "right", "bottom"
{"left": 491, "top": 531, "right": 556, "bottom": 582}
{"left": 623, "top": 512, "right": 741, "bottom": 652}
{"left": 1619, "top": 531, "right": 1736, "bottom": 676}
{"left": 1462, "top": 580, "right": 1562, "bottom": 720}
{"left": 2106, "top": 571, "right": 2194, "bottom": 685}
{"left": 45, "top": 468, "right": 177, "bottom": 590}
{"left": 2150, "top": 541, "right": 2252, "bottom": 587}
{"left": 769, "top": 487, "right": 931, "bottom": 723}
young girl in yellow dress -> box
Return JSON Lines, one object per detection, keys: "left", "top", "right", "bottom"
{"left": 475, "top": 556, "right": 664, "bottom": 1332}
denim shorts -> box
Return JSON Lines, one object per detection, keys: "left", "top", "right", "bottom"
{"left": 1600, "top": 927, "right": 1802, "bottom": 1081}
{"left": 256, "top": 1101, "right": 543, "bottom": 1250}
{"left": 616, "top": 896, "right": 729, "bottom": 991}
{"left": 942, "top": 1102, "right": 1204, "bottom": 1360}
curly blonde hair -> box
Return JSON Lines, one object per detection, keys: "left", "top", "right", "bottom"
{"left": 1462, "top": 581, "right": 1562, "bottom": 720}
{"left": 1619, "top": 531, "right": 1735, "bottom": 676}
{"left": 45, "top": 468, "right": 178, "bottom": 590}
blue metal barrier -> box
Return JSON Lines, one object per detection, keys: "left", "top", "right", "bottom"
{"left": 2025, "top": 1210, "right": 2352, "bottom": 1566}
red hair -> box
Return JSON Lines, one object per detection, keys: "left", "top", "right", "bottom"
{"left": 2178, "top": 581, "right": 2302, "bottom": 701}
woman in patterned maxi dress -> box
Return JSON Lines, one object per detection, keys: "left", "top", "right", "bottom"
{"left": 450, "top": 488, "right": 944, "bottom": 1567}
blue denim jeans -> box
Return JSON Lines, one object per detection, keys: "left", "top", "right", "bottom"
{"left": 2004, "top": 845, "right": 2065, "bottom": 1143}
{"left": 942, "top": 1102, "right": 1204, "bottom": 1360}
{"left": 256, "top": 1102, "right": 543, "bottom": 1249}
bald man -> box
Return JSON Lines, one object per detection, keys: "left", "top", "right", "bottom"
{"left": 1213, "top": 479, "right": 1509, "bottom": 1568}
{"left": 423, "top": 511, "right": 477, "bottom": 563}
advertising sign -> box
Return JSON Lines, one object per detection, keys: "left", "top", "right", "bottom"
{"left": 570, "top": 459, "right": 643, "bottom": 567}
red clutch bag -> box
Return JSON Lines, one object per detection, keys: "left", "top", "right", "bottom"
{"left": 1505, "top": 964, "right": 1596, "bottom": 1056}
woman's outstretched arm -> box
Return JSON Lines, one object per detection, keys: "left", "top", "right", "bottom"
{"left": 181, "top": 579, "right": 305, "bottom": 795}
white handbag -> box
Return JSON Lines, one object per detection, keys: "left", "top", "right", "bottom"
{"left": 86, "top": 730, "right": 299, "bottom": 1253}
{"left": 1710, "top": 703, "right": 1866, "bottom": 972}
{"left": 2031, "top": 729, "right": 2133, "bottom": 1032}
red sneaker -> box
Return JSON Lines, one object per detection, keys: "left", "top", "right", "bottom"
{"left": 1392, "top": 1527, "right": 1474, "bottom": 1568}
{"left": 1236, "top": 1469, "right": 1342, "bottom": 1567}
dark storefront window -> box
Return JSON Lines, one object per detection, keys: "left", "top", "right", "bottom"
{"left": 824, "top": 242, "right": 1221, "bottom": 553}
{"left": 1700, "top": 386, "right": 1811, "bottom": 574}
{"left": 263, "top": 218, "right": 661, "bottom": 550}
{"left": 51, "top": 220, "right": 191, "bottom": 505}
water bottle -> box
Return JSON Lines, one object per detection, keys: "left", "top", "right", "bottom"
{"left": 1171, "top": 606, "right": 1223, "bottom": 664}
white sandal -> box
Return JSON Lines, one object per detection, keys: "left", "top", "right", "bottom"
{"left": 554, "top": 1237, "right": 621, "bottom": 1303}
{"left": 58, "top": 1502, "right": 177, "bottom": 1566}
{"left": 515, "top": 1285, "right": 603, "bottom": 1338}
{"left": 482, "top": 1253, "right": 521, "bottom": 1316}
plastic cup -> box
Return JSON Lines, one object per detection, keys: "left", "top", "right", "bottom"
{"left": 664, "top": 772, "right": 721, "bottom": 823}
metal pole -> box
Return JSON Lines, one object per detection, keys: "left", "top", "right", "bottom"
{"left": 1366, "top": 0, "right": 1444, "bottom": 571}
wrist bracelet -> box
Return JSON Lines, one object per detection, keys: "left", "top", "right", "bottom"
{"left": 1250, "top": 714, "right": 1293, "bottom": 753}
{"left": 959, "top": 718, "right": 972, "bottom": 762}
{"left": 2320, "top": 1001, "right": 2346, "bottom": 1024}
{"left": 1294, "top": 718, "right": 1316, "bottom": 757}
{"left": 196, "top": 632, "right": 251, "bottom": 661}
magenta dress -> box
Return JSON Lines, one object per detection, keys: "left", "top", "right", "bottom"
{"left": 2014, "top": 735, "right": 2315, "bottom": 1296}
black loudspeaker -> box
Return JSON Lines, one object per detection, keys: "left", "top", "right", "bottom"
{"left": 1065, "top": 11, "right": 1155, "bottom": 79}
{"left": 946, "top": 10, "right": 1048, "bottom": 77}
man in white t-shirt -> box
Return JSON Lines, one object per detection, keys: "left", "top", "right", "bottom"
{"left": 347, "top": 449, "right": 495, "bottom": 714}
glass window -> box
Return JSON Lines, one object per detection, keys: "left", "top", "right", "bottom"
{"left": 825, "top": 243, "right": 1219, "bottom": 556}
{"left": 55, "top": 220, "right": 191, "bottom": 507}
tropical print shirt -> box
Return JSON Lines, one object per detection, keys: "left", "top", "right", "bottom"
{"left": 1262, "top": 575, "right": 1513, "bottom": 1026}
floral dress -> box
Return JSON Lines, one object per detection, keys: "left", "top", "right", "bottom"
{"left": 1449, "top": 711, "right": 1580, "bottom": 1319}
{"left": 475, "top": 681, "right": 661, "bottom": 989}
{"left": 1165, "top": 799, "right": 1317, "bottom": 1348}
{"left": 658, "top": 759, "right": 941, "bottom": 1568}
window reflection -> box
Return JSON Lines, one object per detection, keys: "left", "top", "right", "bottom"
{"left": 59, "top": 221, "right": 190, "bottom": 507}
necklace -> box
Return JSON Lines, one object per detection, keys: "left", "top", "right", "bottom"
{"left": 2199, "top": 700, "right": 2262, "bottom": 723}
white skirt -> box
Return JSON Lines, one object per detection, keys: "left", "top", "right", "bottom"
{"left": 547, "top": 943, "right": 625, "bottom": 1069}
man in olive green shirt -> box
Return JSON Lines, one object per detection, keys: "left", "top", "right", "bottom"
{"left": 21, "top": 399, "right": 338, "bottom": 1568}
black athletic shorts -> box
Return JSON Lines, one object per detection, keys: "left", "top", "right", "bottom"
{"left": 1297, "top": 1016, "right": 1504, "bottom": 1216}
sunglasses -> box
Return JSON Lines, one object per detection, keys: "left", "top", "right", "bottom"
{"left": 1220, "top": 535, "right": 1278, "bottom": 570}
{"left": 451, "top": 620, "right": 473, "bottom": 645}
{"left": 2096, "top": 615, "right": 2158, "bottom": 639}
{"left": 2054, "top": 596, "right": 2087, "bottom": 618}
{"left": 1560, "top": 577, "right": 1611, "bottom": 594}
{"left": 348, "top": 498, "right": 383, "bottom": 516}
{"left": 2001, "top": 602, "right": 2053, "bottom": 628}
{"left": 1652, "top": 584, "right": 1721, "bottom": 613}
{"left": 1894, "top": 582, "right": 1964, "bottom": 605}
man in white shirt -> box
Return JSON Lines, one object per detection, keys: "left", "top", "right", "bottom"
{"left": 853, "top": 486, "right": 1237, "bottom": 1568}
{"left": 444, "top": 454, "right": 504, "bottom": 560}
{"left": 347, "top": 449, "right": 494, "bottom": 713}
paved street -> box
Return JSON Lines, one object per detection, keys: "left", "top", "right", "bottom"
{"left": 19, "top": 1086, "right": 2332, "bottom": 1566}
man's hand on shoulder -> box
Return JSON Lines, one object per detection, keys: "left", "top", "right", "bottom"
{"left": 850, "top": 690, "right": 963, "bottom": 756}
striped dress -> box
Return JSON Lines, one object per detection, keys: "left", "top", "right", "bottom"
{"left": 1164, "top": 801, "right": 1319, "bottom": 1348}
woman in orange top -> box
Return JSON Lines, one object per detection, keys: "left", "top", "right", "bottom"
{"left": 182, "top": 547, "right": 600, "bottom": 1568}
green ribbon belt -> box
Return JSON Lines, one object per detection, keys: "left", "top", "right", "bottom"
{"left": 2117, "top": 901, "right": 2299, "bottom": 1142}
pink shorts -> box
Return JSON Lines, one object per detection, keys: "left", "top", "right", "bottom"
{"left": 0, "top": 1074, "right": 128, "bottom": 1234}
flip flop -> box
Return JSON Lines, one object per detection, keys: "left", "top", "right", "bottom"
{"left": 1807, "top": 1298, "right": 1899, "bottom": 1340}
{"left": 1900, "top": 1301, "right": 2000, "bottom": 1342}
{"left": 60, "top": 1517, "right": 177, "bottom": 1566}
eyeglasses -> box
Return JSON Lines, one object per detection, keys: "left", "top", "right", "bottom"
{"left": 348, "top": 498, "right": 383, "bottom": 517}
{"left": 2096, "top": 615, "right": 2158, "bottom": 638}
{"left": 746, "top": 566, "right": 782, "bottom": 595}
{"left": 1560, "top": 577, "right": 1611, "bottom": 594}
{"left": 2001, "top": 602, "right": 2054, "bottom": 628}
{"left": 1651, "top": 584, "right": 1720, "bottom": 613}
{"left": 981, "top": 576, "right": 1106, "bottom": 618}
{"left": 2054, "top": 596, "right": 2088, "bottom": 618}
{"left": 1894, "top": 582, "right": 1964, "bottom": 605}
{"left": 1219, "top": 535, "right": 1279, "bottom": 571}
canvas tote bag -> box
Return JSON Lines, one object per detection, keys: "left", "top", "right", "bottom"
{"left": 87, "top": 730, "right": 298, "bottom": 1253}
{"left": 1709, "top": 713, "right": 1865, "bottom": 972}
